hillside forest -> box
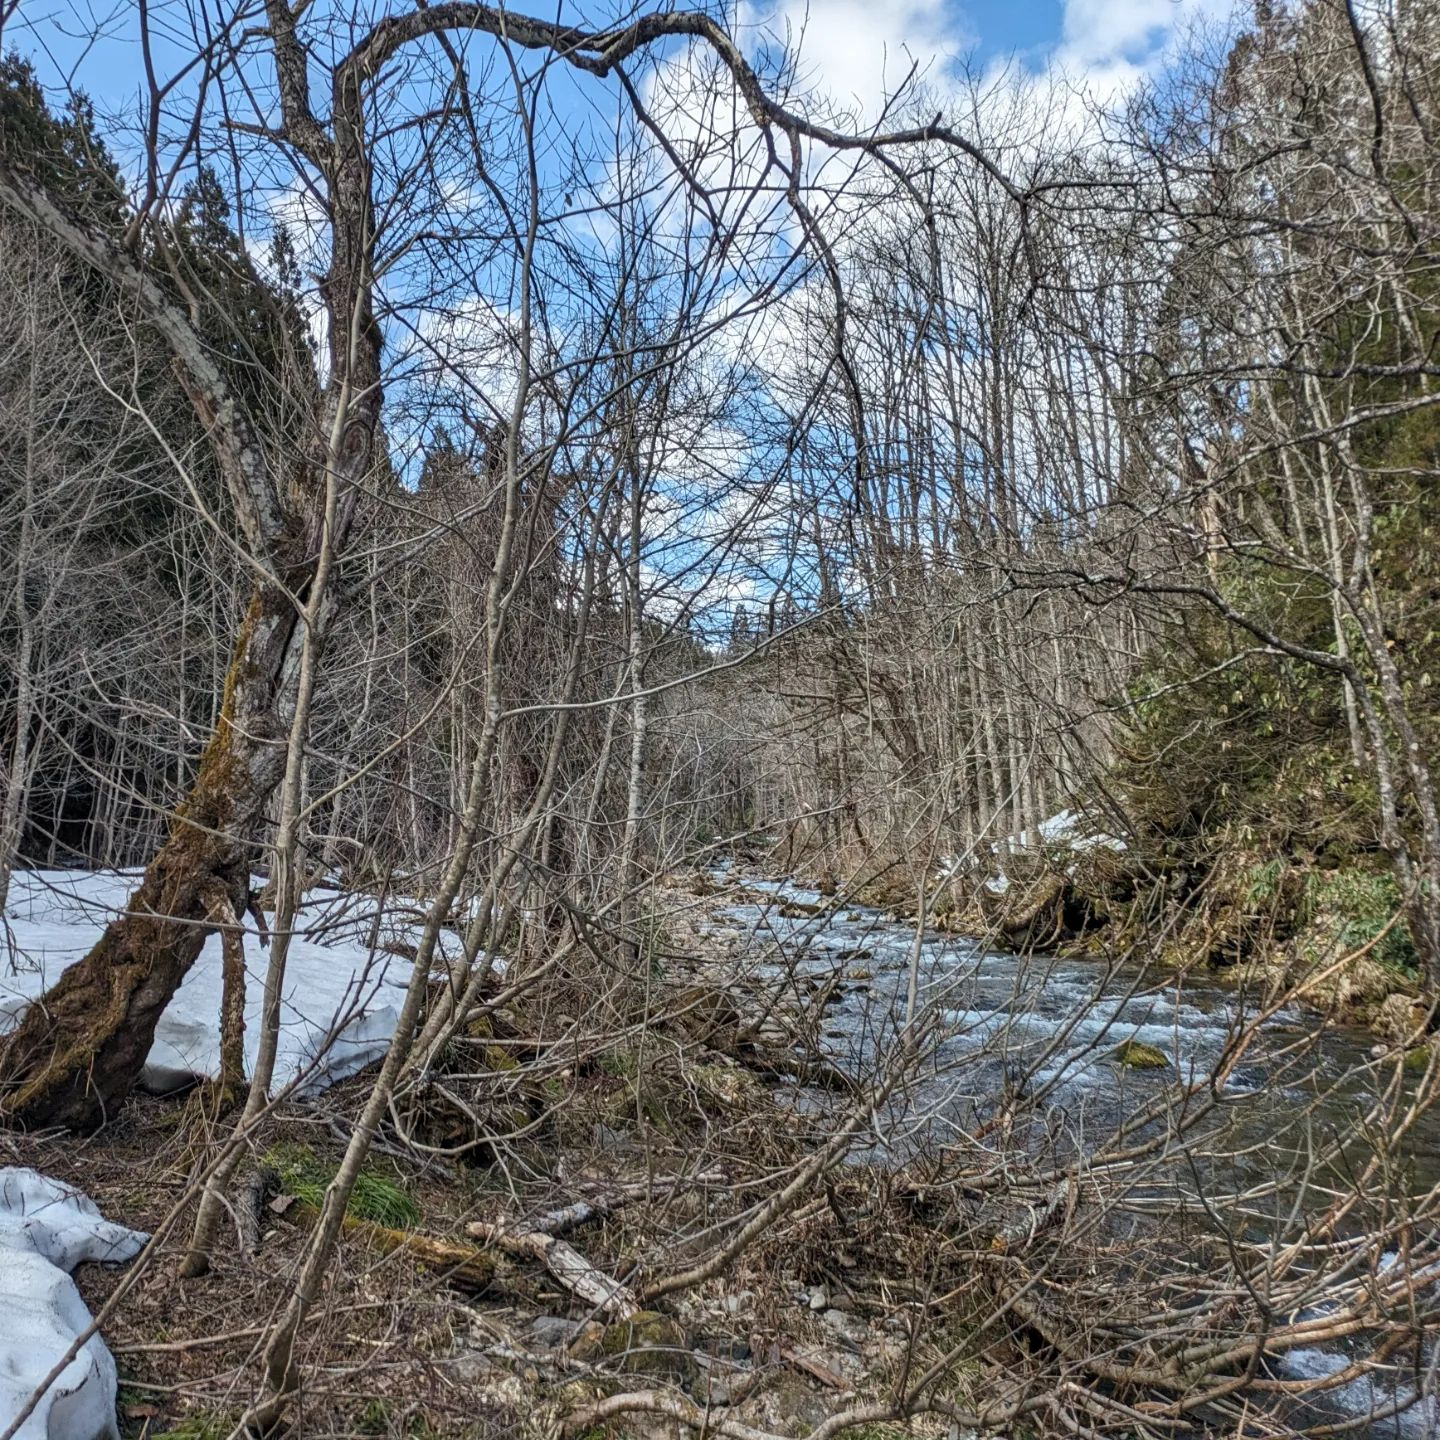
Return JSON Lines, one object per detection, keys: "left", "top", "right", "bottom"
{"left": 1, "top": 2, "right": 1440, "bottom": 1438}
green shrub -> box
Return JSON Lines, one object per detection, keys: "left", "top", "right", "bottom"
{"left": 1304, "top": 869, "right": 1417, "bottom": 975}
{"left": 1244, "top": 858, "right": 1285, "bottom": 905}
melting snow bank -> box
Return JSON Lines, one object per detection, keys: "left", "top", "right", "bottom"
{"left": 1014, "top": 808, "right": 1127, "bottom": 854}
{"left": 938, "top": 808, "right": 1128, "bottom": 897}
{"left": 0, "top": 1168, "right": 146, "bottom": 1440}
{"left": 0, "top": 869, "right": 435, "bottom": 1098}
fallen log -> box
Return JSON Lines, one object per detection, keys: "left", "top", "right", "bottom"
{"left": 468, "top": 1218, "right": 638, "bottom": 1317}
{"left": 781, "top": 1344, "right": 852, "bottom": 1392}
{"left": 570, "top": 1168, "right": 728, "bottom": 1200}
{"left": 996, "top": 874, "right": 1066, "bottom": 938}
{"left": 236, "top": 1167, "right": 268, "bottom": 1254}
{"left": 989, "top": 1178, "right": 1073, "bottom": 1255}
{"left": 292, "top": 1203, "right": 496, "bottom": 1290}
{"left": 530, "top": 1168, "right": 730, "bottom": 1237}
{"left": 522, "top": 1198, "right": 612, "bottom": 1237}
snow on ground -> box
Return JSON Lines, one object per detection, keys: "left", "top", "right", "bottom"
{"left": 938, "top": 812, "right": 1128, "bottom": 887}
{"left": 0, "top": 1168, "right": 146, "bottom": 1440}
{"left": 936, "top": 810, "right": 1127, "bottom": 897}
{"left": 0, "top": 869, "right": 439, "bottom": 1098}
{"left": 1013, "top": 809, "right": 1127, "bottom": 854}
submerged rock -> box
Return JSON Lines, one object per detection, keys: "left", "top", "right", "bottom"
{"left": 778, "top": 901, "right": 824, "bottom": 919}
{"left": 1111, "top": 1039, "right": 1170, "bottom": 1069}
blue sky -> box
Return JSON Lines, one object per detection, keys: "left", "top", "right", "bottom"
{"left": 7, "top": 0, "right": 1226, "bottom": 133}
{"left": 0, "top": 0, "right": 1240, "bottom": 621}
{"left": 966, "top": 0, "right": 1066, "bottom": 58}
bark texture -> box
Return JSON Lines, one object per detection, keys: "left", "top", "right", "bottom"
{"left": 0, "top": 54, "right": 380, "bottom": 1128}
{"left": 0, "top": 584, "right": 299, "bottom": 1130}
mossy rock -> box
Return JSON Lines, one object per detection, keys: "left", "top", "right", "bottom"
{"left": 483, "top": 1043, "right": 520, "bottom": 1073}
{"left": 1111, "top": 1040, "right": 1169, "bottom": 1069}
{"left": 598, "top": 1310, "right": 695, "bottom": 1381}
{"left": 1404, "top": 1045, "right": 1434, "bottom": 1072}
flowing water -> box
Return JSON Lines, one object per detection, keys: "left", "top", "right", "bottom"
{"left": 706, "top": 868, "right": 1440, "bottom": 1438}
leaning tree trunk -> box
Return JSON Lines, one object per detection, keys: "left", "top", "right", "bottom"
{"left": 0, "top": 68, "right": 380, "bottom": 1132}
{"left": 0, "top": 582, "right": 302, "bottom": 1131}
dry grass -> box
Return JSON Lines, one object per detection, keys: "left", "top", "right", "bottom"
{"left": 0, "top": 969, "right": 932, "bottom": 1440}
{"left": 4, "top": 1091, "right": 525, "bottom": 1438}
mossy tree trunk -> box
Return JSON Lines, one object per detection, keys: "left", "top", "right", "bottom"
{"left": 209, "top": 874, "right": 250, "bottom": 1105}
{"left": 0, "top": 149, "right": 377, "bottom": 1132}
{"left": 0, "top": 583, "right": 302, "bottom": 1130}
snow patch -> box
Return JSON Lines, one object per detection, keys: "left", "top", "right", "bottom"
{"left": 940, "top": 810, "right": 1128, "bottom": 899}
{"left": 0, "top": 1168, "right": 146, "bottom": 1440}
{"left": 1015, "top": 809, "right": 1127, "bottom": 854}
{"left": 934, "top": 810, "right": 1127, "bottom": 892}
{"left": 1, "top": 870, "right": 431, "bottom": 1098}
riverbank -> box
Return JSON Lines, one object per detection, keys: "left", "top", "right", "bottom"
{"left": 2, "top": 871, "right": 988, "bottom": 1440}
{"left": 7, "top": 863, "right": 1438, "bottom": 1439}
{"left": 26, "top": 933, "right": 993, "bottom": 1440}
{"left": 765, "top": 830, "right": 1437, "bottom": 1051}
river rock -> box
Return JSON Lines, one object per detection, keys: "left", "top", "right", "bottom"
{"left": 527, "top": 1315, "right": 601, "bottom": 1351}
{"left": 1111, "top": 1039, "right": 1169, "bottom": 1068}
{"left": 747, "top": 1373, "right": 834, "bottom": 1435}
{"left": 820, "top": 1308, "right": 870, "bottom": 1347}
{"left": 598, "top": 1310, "right": 696, "bottom": 1382}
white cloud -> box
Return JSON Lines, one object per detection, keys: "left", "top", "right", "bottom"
{"left": 1035, "top": 0, "right": 1239, "bottom": 108}
{"left": 1054, "top": 0, "right": 1231, "bottom": 74}
{"left": 739, "top": 0, "right": 1241, "bottom": 133}
{"left": 740, "top": 0, "right": 971, "bottom": 124}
